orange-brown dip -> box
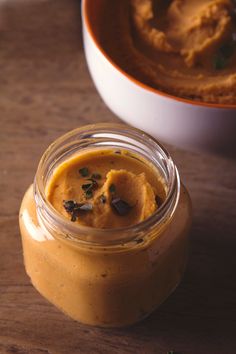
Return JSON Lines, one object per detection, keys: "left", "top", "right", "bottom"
{"left": 19, "top": 137, "right": 191, "bottom": 327}
{"left": 47, "top": 149, "right": 166, "bottom": 228}
{"left": 99, "top": 0, "right": 236, "bottom": 104}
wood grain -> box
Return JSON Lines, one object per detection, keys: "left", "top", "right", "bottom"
{"left": 0, "top": 1, "right": 236, "bottom": 353}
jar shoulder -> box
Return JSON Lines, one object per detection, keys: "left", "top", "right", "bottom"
{"left": 173, "top": 183, "right": 192, "bottom": 231}
{"left": 19, "top": 184, "right": 36, "bottom": 224}
{"left": 19, "top": 184, "right": 50, "bottom": 242}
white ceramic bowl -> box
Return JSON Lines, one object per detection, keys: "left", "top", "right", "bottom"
{"left": 82, "top": 0, "right": 236, "bottom": 154}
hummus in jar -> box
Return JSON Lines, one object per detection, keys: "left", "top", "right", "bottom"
{"left": 99, "top": 0, "right": 236, "bottom": 104}
{"left": 19, "top": 125, "right": 192, "bottom": 327}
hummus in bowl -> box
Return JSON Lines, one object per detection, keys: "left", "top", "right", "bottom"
{"left": 99, "top": 0, "right": 236, "bottom": 104}
{"left": 82, "top": 0, "right": 236, "bottom": 153}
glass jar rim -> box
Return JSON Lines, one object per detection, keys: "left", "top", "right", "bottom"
{"left": 34, "top": 123, "right": 180, "bottom": 245}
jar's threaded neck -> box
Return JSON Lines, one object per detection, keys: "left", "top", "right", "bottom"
{"left": 34, "top": 123, "right": 180, "bottom": 246}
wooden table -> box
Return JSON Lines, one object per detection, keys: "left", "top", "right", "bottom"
{"left": 1, "top": 1, "right": 236, "bottom": 353}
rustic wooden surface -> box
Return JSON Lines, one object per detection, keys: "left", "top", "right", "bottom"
{"left": 1, "top": 1, "right": 236, "bottom": 353}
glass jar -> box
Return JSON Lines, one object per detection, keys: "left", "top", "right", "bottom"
{"left": 19, "top": 123, "right": 192, "bottom": 327}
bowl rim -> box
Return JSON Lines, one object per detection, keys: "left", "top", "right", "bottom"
{"left": 82, "top": 0, "right": 236, "bottom": 110}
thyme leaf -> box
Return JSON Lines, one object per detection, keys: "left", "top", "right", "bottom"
{"left": 79, "top": 167, "right": 89, "bottom": 177}
{"left": 111, "top": 198, "right": 132, "bottom": 216}
{"left": 91, "top": 173, "right": 102, "bottom": 180}
{"left": 213, "top": 55, "right": 227, "bottom": 70}
{"left": 109, "top": 184, "right": 116, "bottom": 194}
{"left": 100, "top": 194, "right": 107, "bottom": 204}
{"left": 63, "top": 200, "right": 93, "bottom": 222}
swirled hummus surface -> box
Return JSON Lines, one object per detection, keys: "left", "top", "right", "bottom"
{"left": 99, "top": 0, "right": 236, "bottom": 104}
{"left": 47, "top": 149, "right": 166, "bottom": 229}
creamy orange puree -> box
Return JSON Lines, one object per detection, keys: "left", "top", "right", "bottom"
{"left": 19, "top": 148, "right": 191, "bottom": 327}
{"left": 99, "top": 0, "right": 236, "bottom": 104}
{"left": 47, "top": 149, "right": 164, "bottom": 228}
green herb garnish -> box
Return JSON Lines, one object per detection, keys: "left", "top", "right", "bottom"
{"left": 63, "top": 200, "right": 93, "bottom": 222}
{"left": 63, "top": 200, "right": 76, "bottom": 213}
{"left": 79, "top": 167, "right": 89, "bottom": 177}
{"left": 219, "top": 42, "right": 235, "bottom": 58}
{"left": 85, "top": 189, "right": 93, "bottom": 199}
{"left": 111, "top": 198, "right": 132, "bottom": 216}
{"left": 82, "top": 183, "right": 93, "bottom": 190}
{"left": 213, "top": 55, "right": 227, "bottom": 70}
{"left": 82, "top": 179, "right": 98, "bottom": 199}
{"left": 100, "top": 194, "right": 106, "bottom": 204}
{"left": 71, "top": 213, "right": 77, "bottom": 222}
{"left": 109, "top": 184, "right": 116, "bottom": 194}
{"left": 213, "top": 38, "right": 236, "bottom": 70}
{"left": 91, "top": 173, "right": 102, "bottom": 180}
